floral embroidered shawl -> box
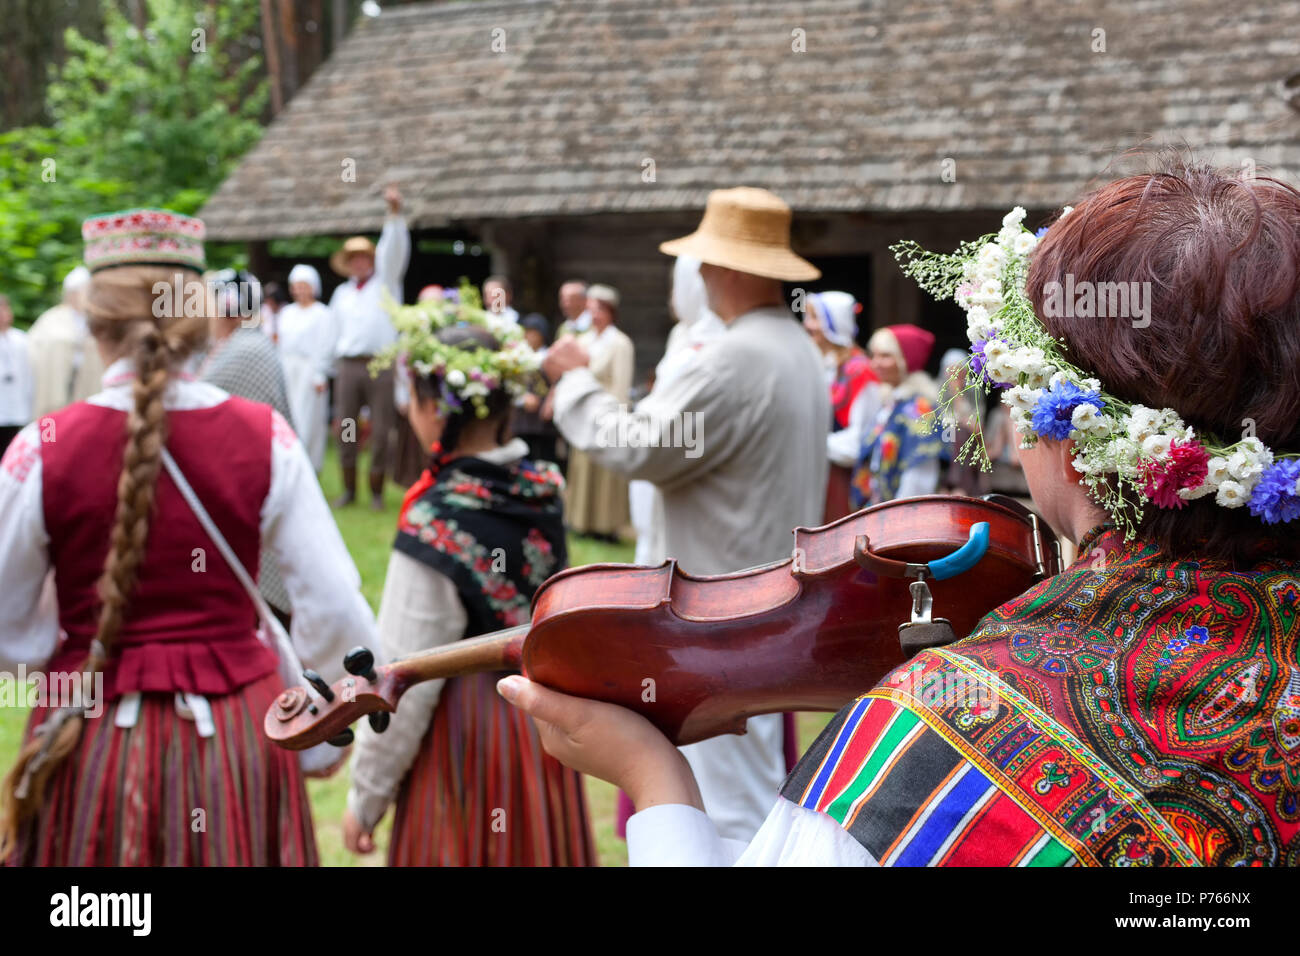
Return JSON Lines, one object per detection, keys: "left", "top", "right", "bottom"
{"left": 394, "top": 455, "right": 568, "bottom": 637}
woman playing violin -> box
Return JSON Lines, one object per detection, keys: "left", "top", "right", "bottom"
{"left": 501, "top": 161, "right": 1300, "bottom": 866}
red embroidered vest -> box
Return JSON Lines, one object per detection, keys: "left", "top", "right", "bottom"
{"left": 41, "top": 397, "right": 278, "bottom": 699}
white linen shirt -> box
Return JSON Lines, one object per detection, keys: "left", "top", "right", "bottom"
{"left": 627, "top": 798, "right": 878, "bottom": 866}
{"left": 0, "top": 359, "right": 379, "bottom": 685}
{"left": 330, "top": 214, "right": 411, "bottom": 359}
{"left": 0, "top": 327, "right": 33, "bottom": 426}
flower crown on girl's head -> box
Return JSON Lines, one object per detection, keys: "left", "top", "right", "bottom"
{"left": 891, "top": 206, "right": 1300, "bottom": 540}
{"left": 372, "top": 279, "right": 541, "bottom": 419}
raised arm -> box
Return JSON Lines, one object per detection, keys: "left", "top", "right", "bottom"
{"left": 374, "top": 185, "right": 410, "bottom": 300}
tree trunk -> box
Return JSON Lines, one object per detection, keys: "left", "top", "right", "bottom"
{"left": 260, "top": 0, "right": 284, "bottom": 115}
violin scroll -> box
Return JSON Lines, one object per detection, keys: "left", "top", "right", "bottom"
{"left": 264, "top": 655, "right": 399, "bottom": 750}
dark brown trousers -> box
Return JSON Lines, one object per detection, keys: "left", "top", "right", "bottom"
{"left": 335, "top": 356, "right": 396, "bottom": 478}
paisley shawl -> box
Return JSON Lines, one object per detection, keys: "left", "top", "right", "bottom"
{"left": 782, "top": 526, "right": 1300, "bottom": 866}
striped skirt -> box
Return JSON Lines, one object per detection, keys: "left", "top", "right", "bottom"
{"left": 388, "top": 671, "right": 598, "bottom": 866}
{"left": 7, "top": 672, "right": 317, "bottom": 866}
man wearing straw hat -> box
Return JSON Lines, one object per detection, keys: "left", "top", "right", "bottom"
{"left": 328, "top": 185, "right": 410, "bottom": 510}
{"left": 543, "top": 186, "right": 829, "bottom": 842}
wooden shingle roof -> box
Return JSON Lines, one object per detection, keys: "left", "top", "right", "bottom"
{"left": 201, "top": 0, "right": 1300, "bottom": 240}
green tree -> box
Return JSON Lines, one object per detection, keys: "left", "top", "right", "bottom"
{"left": 0, "top": 0, "right": 266, "bottom": 324}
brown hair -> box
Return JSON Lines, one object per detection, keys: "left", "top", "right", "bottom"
{"left": 1027, "top": 159, "right": 1300, "bottom": 563}
{"left": 0, "top": 266, "right": 207, "bottom": 857}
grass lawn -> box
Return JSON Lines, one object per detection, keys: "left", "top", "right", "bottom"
{"left": 0, "top": 443, "right": 830, "bottom": 866}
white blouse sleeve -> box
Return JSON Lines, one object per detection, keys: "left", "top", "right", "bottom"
{"left": 627, "top": 797, "right": 878, "bottom": 866}
{"left": 347, "top": 550, "right": 468, "bottom": 830}
{"left": 260, "top": 411, "right": 380, "bottom": 681}
{"left": 0, "top": 423, "right": 60, "bottom": 670}
{"left": 375, "top": 214, "right": 411, "bottom": 300}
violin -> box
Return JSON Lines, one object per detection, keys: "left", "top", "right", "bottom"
{"left": 265, "top": 494, "right": 1061, "bottom": 749}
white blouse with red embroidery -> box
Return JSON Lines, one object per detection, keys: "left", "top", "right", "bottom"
{"left": 0, "top": 359, "right": 379, "bottom": 687}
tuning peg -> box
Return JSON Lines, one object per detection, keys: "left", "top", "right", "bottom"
{"left": 302, "top": 669, "right": 335, "bottom": 703}
{"left": 328, "top": 727, "right": 354, "bottom": 747}
{"left": 368, "top": 711, "right": 390, "bottom": 733}
{"left": 343, "top": 646, "right": 378, "bottom": 682}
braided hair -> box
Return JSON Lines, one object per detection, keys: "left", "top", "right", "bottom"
{"left": 0, "top": 266, "right": 208, "bottom": 857}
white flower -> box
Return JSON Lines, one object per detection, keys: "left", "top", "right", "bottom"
{"left": 1007, "top": 345, "right": 1045, "bottom": 374}
{"left": 1215, "top": 480, "right": 1249, "bottom": 508}
{"left": 1107, "top": 436, "right": 1142, "bottom": 479}
{"left": 1141, "top": 433, "right": 1176, "bottom": 460}
{"left": 1205, "top": 456, "right": 1231, "bottom": 487}
{"left": 1238, "top": 436, "right": 1268, "bottom": 458}
{"left": 1071, "top": 403, "right": 1107, "bottom": 436}
{"left": 1010, "top": 407, "right": 1035, "bottom": 435}
{"left": 983, "top": 339, "right": 1011, "bottom": 364}
{"left": 1178, "top": 482, "right": 1215, "bottom": 501}
{"left": 445, "top": 369, "right": 467, "bottom": 388}
{"left": 1227, "top": 449, "right": 1265, "bottom": 482}
{"left": 1125, "top": 405, "right": 1181, "bottom": 444}
{"left": 986, "top": 356, "right": 1020, "bottom": 385}
{"left": 1059, "top": 205, "right": 1074, "bottom": 220}
{"left": 978, "top": 244, "right": 1006, "bottom": 269}
{"left": 964, "top": 305, "right": 998, "bottom": 342}
{"left": 1002, "top": 206, "right": 1028, "bottom": 229}
{"left": 1012, "top": 231, "right": 1038, "bottom": 256}
{"left": 462, "top": 381, "right": 489, "bottom": 399}
{"left": 1005, "top": 385, "right": 1042, "bottom": 412}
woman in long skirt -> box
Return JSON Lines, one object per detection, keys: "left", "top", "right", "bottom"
{"left": 0, "top": 210, "right": 378, "bottom": 865}
{"left": 344, "top": 305, "right": 597, "bottom": 866}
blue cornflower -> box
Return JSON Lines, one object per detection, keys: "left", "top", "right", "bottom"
{"left": 1248, "top": 459, "right": 1300, "bottom": 525}
{"left": 1035, "top": 226, "right": 1050, "bottom": 239}
{"left": 969, "top": 340, "right": 989, "bottom": 379}
{"left": 1030, "top": 381, "right": 1105, "bottom": 440}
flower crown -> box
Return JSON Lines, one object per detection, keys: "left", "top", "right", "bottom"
{"left": 373, "top": 279, "right": 541, "bottom": 419}
{"left": 892, "top": 206, "right": 1300, "bottom": 539}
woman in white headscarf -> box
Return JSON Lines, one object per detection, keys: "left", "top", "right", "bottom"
{"left": 277, "top": 264, "right": 338, "bottom": 471}
{"left": 807, "top": 291, "right": 877, "bottom": 520}
{"left": 629, "top": 256, "right": 725, "bottom": 566}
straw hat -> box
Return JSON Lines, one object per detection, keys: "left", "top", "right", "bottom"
{"left": 330, "top": 236, "right": 376, "bottom": 277}
{"left": 659, "top": 187, "right": 821, "bottom": 282}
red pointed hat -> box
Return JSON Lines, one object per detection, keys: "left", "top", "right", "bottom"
{"left": 880, "top": 324, "right": 935, "bottom": 374}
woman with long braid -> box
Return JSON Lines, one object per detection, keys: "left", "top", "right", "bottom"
{"left": 0, "top": 210, "right": 379, "bottom": 865}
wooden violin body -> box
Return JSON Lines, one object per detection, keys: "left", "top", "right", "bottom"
{"left": 266, "top": 494, "right": 1060, "bottom": 749}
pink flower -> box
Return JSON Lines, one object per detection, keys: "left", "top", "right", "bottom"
{"left": 1141, "top": 439, "right": 1210, "bottom": 509}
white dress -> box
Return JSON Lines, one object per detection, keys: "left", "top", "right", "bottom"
{"left": 276, "top": 301, "right": 338, "bottom": 471}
